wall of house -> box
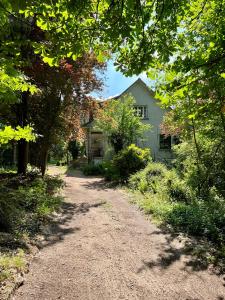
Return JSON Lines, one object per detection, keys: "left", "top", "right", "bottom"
{"left": 124, "top": 80, "right": 173, "bottom": 161}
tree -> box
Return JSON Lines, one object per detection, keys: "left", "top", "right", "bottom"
{"left": 1, "top": 0, "right": 225, "bottom": 185}
{"left": 145, "top": 1, "right": 225, "bottom": 197}
{"left": 96, "top": 94, "right": 150, "bottom": 153}
{"left": 27, "top": 54, "right": 105, "bottom": 175}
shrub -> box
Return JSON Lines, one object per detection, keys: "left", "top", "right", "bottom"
{"left": 102, "top": 161, "right": 120, "bottom": 182}
{"left": 112, "top": 144, "right": 151, "bottom": 181}
{"left": 129, "top": 162, "right": 190, "bottom": 202}
{"left": 81, "top": 161, "right": 120, "bottom": 181}
{"left": 133, "top": 186, "right": 225, "bottom": 247}
{"left": 82, "top": 163, "right": 105, "bottom": 176}
{"left": 130, "top": 161, "right": 225, "bottom": 267}
{"left": 0, "top": 174, "right": 64, "bottom": 232}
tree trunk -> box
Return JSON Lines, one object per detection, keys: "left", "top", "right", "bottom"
{"left": 13, "top": 142, "right": 17, "bottom": 166}
{"left": 17, "top": 92, "right": 29, "bottom": 175}
{"left": 17, "top": 139, "right": 29, "bottom": 175}
{"left": 40, "top": 149, "right": 48, "bottom": 176}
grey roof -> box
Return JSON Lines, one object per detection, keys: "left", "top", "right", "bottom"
{"left": 105, "top": 78, "right": 155, "bottom": 101}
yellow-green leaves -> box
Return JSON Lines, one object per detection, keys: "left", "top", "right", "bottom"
{"left": 43, "top": 56, "right": 57, "bottom": 67}
{"left": 0, "top": 67, "right": 38, "bottom": 104}
{"left": 37, "top": 18, "right": 49, "bottom": 31}
{"left": 0, "top": 126, "right": 35, "bottom": 144}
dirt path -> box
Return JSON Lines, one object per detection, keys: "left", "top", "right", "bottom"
{"left": 13, "top": 168, "right": 225, "bottom": 300}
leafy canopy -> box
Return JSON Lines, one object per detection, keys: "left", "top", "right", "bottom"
{"left": 0, "top": 125, "right": 35, "bottom": 144}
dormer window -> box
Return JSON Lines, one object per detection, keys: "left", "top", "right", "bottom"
{"left": 134, "top": 105, "right": 148, "bottom": 119}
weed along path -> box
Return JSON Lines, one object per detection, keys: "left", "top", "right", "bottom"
{"left": 13, "top": 168, "right": 225, "bottom": 300}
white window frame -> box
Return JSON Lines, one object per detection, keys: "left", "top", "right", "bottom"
{"left": 134, "top": 105, "right": 148, "bottom": 119}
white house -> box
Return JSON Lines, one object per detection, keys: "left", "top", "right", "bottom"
{"left": 83, "top": 78, "right": 176, "bottom": 162}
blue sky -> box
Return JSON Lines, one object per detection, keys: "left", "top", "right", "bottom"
{"left": 93, "top": 60, "right": 152, "bottom": 99}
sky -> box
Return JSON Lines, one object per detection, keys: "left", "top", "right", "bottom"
{"left": 93, "top": 60, "right": 152, "bottom": 99}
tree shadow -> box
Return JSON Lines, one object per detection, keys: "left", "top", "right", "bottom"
{"left": 0, "top": 233, "right": 30, "bottom": 253}
{"left": 65, "top": 167, "right": 100, "bottom": 179}
{"left": 36, "top": 200, "right": 106, "bottom": 249}
{"left": 136, "top": 229, "right": 224, "bottom": 276}
{"left": 80, "top": 178, "right": 119, "bottom": 191}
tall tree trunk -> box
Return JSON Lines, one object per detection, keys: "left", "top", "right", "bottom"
{"left": 17, "top": 139, "right": 29, "bottom": 174}
{"left": 40, "top": 148, "right": 49, "bottom": 176}
{"left": 17, "top": 92, "right": 29, "bottom": 175}
{"left": 13, "top": 142, "right": 17, "bottom": 166}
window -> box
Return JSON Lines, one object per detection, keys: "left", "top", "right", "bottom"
{"left": 134, "top": 105, "right": 148, "bottom": 119}
{"left": 159, "top": 134, "right": 171, "bottom": 150}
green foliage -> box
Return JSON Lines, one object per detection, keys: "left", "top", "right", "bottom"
{"left": 81, "top": 145, "right": 151, "bottom": 182}
{"left": 96, "top": 94, "right": 150, "bottom": 153}
{"left": 82, "top": 163, "right": 105, "bottom": 176}
{"left": 129, "top": 162, "right": 190, "bottom": 201}
{"left": 49, "top": 142, "right": 68, "bottom": 165}
{"left": 130, "top": 160, "right": 225, "bottom": 266}
{"left": 0, "top": 125, "right": 35, "bottom": 144}
{"left": 68, "top": 140, "right": 84, "bottom": 160}
{"left": 0, "top": 66, "right": 37, "bottom": 104}
{"left": 134, "top": 189, "right": 225, "bottom": 248}
{"left": 113, "top": 144, "right": 151, "bottom": 182}
{"left": 0, "top": 173, "right": 63, "bottom": 232}
{"left": 102, "top": 161, "right": 120, "bottom": 182}
{"left": 0, "top": 249, "right": 26, "bottom": 283}
{"left": 173, "top": 135, "right": 225, "bottom": 198}
{"left": 82, "top": 161, "right": 120, "bottom": 181}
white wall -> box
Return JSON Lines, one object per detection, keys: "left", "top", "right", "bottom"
{"left": 123, "top": 80, "right": 173, "bottom": 161}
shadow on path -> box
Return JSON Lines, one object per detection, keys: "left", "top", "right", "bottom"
{"left": 37, "top": 201, "right": 106, "bottom": 249}
{"left": 80, "top": 178, "right": 119, "bottom": 191}
{"left": 137, "top": 229, "right": 225, "bottom": 276}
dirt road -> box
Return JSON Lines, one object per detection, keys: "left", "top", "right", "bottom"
{"left": 13, "top": 169, "right": 225, "bottom": 300}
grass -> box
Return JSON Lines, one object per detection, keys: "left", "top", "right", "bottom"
{"left": 0, "top": 249, "right": 26, "bottom": 283}
{"left": 47, "top": 165, "right": 67, "bottom": 176}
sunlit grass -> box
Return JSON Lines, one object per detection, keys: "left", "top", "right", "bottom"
{"left": 0, "top": 249, "right": 26, "bottom": 282}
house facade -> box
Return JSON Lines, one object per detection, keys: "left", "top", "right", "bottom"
{"left": 83, "top": 78, "right": 175, "bottom": 163}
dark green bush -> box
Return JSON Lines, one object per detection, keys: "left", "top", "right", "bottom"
{"left": 82, "top": 163, "right": 105, "bottom": 176}
{"left": 68, "top": 140, "right": 82, "bottom": 160}
{"left": 82, "top": 145, "right": 151, "bottom": 182}
{"left": 113, "top": 144, "right": 151, "bottom": 182}
{"left": 166, "top": 196, "right": 225, "bottom": 245}
{"left": 102, "top": 161, "right": 120, "bottom": 182}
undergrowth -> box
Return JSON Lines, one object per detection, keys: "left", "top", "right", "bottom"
{"left": 129, "top": 162, "right": 225, "bottom": 270}
{"left": 0, "top": 249, "right": 26, "bottom": 283}
{"left": 0, "top": 170, "right": 64, "bottom": 290}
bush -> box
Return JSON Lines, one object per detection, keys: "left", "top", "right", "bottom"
{"left": 102, "top": 161, "right": 120, "bottom": 182}
{"left": 113, "top": 144, "right": 151, "bottom": 182}
{"left": 82, "top": 163, "right": 105, "bottom": 176}
{"left": 0, "top": 174, "right": 64, "bottom": 233}
{"left": 129, "top": 162, "right": 190, "bottom": 202}
{"left": 134, "top": 190, "right": 225, "bottom": 246}
{"left": 130, "top": 161, "right": 225, "bottom": 267}
{"left": 81, "top": 145, "right": 151, "bottom": 182}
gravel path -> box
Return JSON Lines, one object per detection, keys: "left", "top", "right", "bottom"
{"left": 13, "top": 168, "right": 225, "bottom": 300}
